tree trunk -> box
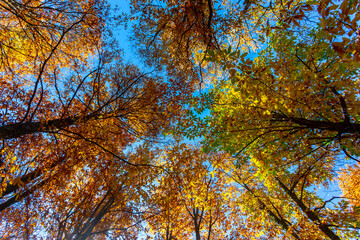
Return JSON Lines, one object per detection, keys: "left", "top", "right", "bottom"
{"left": 273, "top": 114, "right": 360, "bottom": 135}
{"left": 242, "top": 183, "right": 301, "bottom": 240}
{"left": 0, "top": 113, "right": 102, "bottom": 140}
{"left": 276, "top": 178, "right": 341, "bottom": 240}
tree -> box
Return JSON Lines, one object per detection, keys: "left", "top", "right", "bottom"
{"left": 143, "top": 142, "right": 242, "bottom": 240}
{"left": 0, "top": 0, "right": 192, "bottom": 238}
{"left": 37, "top": 152, "right": 153, "bottom": 239}
{"left": 177, "top": 0, "right": 360, "bottom": 239}
{"left": 129, "top": 0, "right": 263, "bottom": 86}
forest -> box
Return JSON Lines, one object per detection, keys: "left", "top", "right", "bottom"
{"left": 0, "top": 0, "right": 359, "bottom": 239}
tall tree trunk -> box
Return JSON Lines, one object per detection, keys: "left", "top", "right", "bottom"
{"left": 0, "top": 177, "right": 50, "bottom": 212}
{"left": 1, "top": 155, "right": 66, "bottom": 199}
{"left": 273, "top": 114, "right": 360, "bottom": 135}
{"left": 276, "top": 178, "right": 341, "bottom": 240}
{"left": 242, "top": 183, "right": 301, "bottom": 240}
{"left": 0, "top": 113, "right": 102, "bottom": 140}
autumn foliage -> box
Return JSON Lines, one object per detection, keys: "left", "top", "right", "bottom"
{"left": 1, "top": 0, "right": 360, "bottom": 239}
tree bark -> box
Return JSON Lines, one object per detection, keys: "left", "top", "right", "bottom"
{"left": 1, "top": 155, "right": 66, "bottom": 199}
{"left": 273, "top": 115, "right": 360, "bottom": 135}
{"left": 242, "top": 183, "right": 301, "bottom": 240}
{"left": 0, "top": 113, "right": 101, "bottom": 140}
{"left": 0, "top": 177, "right": 50, "bottom": 212}
{"left": 275, "top": 178, "right": 341, "bottom": 240}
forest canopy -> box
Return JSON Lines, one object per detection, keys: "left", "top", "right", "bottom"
{"left": 0, "top": 0, "right": 359, "bottom": 239}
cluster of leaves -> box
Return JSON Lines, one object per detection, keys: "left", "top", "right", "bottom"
{"left": 2, "top": 0, "right": 360, "bottom": 239}
{"left": 180, "top": 0, "right": 360, "bottom": 239}
{"left": 0, "top": 0, "right": 192, "bottom": 238}
{"left": 143, "top": 142, "right": 242, "bottom": 240}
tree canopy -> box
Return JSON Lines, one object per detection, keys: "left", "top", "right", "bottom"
{"left": 0, "top": 0, "right": 359, "bottom": 239}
